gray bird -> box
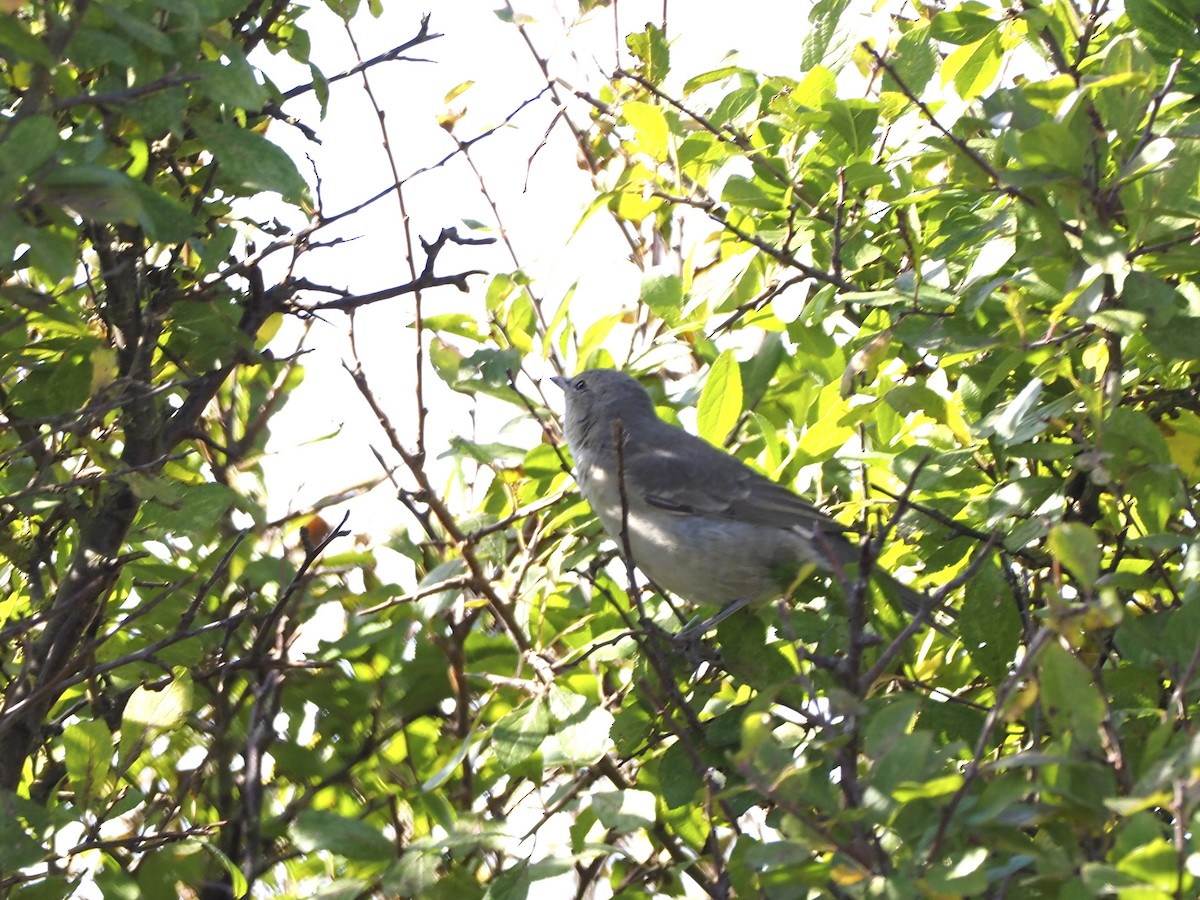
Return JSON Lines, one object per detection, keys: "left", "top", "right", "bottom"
{"left": 551, "top": 368, "right": 932, "bottom": 632}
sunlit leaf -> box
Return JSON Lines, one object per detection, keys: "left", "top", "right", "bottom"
{"left": 697, "top": 350, "right": 743, "bottom": 445}
{"left": 622, "top": 100, "right": 670, "bottom": 162}
{"left": 492, "top": 699, "right": 550, "bottom": 770}
{"left": 626, "top": 22, "right": 669, "bottom": 83}
{"left": 119, "top": 670, "right": 193, "bottom": 766}
{"left": 591, "top": 789, "right": 656, "bottom": 832}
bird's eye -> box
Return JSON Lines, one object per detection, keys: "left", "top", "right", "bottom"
{"left": 574, "top": 378, "right": 587, "bottom": 391}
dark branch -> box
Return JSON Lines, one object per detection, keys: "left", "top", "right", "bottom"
{"left": 299, "top": 228, "right": 494, "bottom": 312}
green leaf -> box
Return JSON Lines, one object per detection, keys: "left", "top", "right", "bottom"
{"left": 485, "top": 273, "right": 515, "bottom": 312}
{"left": 825, "top": 99, "right": 879, "bottom": 157}
{"left": 929, "top": 9, "right": 998, "bottom": 45}
{"left": 492, "top": 699, "right": 550, "bottom": 769}
{"left": 640, "top": 271, "right": 684, "bottom": 323}
{"left": 885, "top": 384, "right": 948, "bottom": 422}
{"left": 610, "top": 705, "right": 653, "bottom": 756}
{"left": 872, "top": 727, "right": 935, "bottom": 796}
{"left": 0, "top": 115, "right": 60, "bottom": 181}
{"left": 192, "top": 120, "right": 309, "bottom": 203}
{"left": 1126, "top": 0, "right": 1200, "bottom": 51}
{"left": 864, "top": 697, "right": 920, "bottom": 760}
{"left": 193, "top": 54, "right": 268, "bottom": 110}
{"left": 66, "top": 24, "right": 137, "bottom": 69}
{"left": 1048, "top": 522, "right": 1103, "bottom": 591}
{"left": 1080, "top": 863, "right": 1159, "bottom": 893}
{"left": 625, "top": 23, "right": 669, "bottom": 83}
{"left": 305, "top": 880, "right": 369, "bottom": 900}
{"left": 989, "top": 377, "right": 1045, "bottom": 444}
{"left": 803, "top": 0, "right": 853, "bottom": 72}
{"left": 883, "top": 24, "right": 937, "bottom": 96}
{"left": 8, "top": 344, "right": 94, "bottom": 416}
{"left": 711, "top": 83, "right": 759, "bottom": 126}
{"left": 796, "top": 385, "right": 856, "bottom": 461}
{"left": 442, "top": 437, "right": 525, "bottom": 468}
{"left": 201, "top": 843, "right": 249, "bottom": 900}
{"left": 1161, "top": 590, "right": 1200, "bottom": 667}
{"left": 293, "top": 810, "right": 395, "bottom": 861}
{"left": 926, "top": 847, "right": 990, "bottom": 895}
{"left": 0, "top": 800, "right": 45, "bottom": 870}
{"left": 892, "top": 773, "right": 964, "bottom": 801}
{"left": 721, "top": 174, "right": 784, "bottom": 211}
{"left": 697, "top": 351, "right": 743, "bottom": 446}
{"left": 1163, "top": 410, "right": 1200, "bottom": 482}
{"left": 656, "top": 739, "right": 704, "bottom": 809}
{"left": 683, "top": 65, "right": 753, "bottom": 96}
{"left": 1104, "top": 407, "right": 1172, "bottom": 478}
{"left": 1115, "top": 838, "right": 1179, "bottom": 891}
{"left": 329, "top": 0, "right": 363, "bottom": 21}
{"left": 718, "top": 612, "right": 798, "bottom": 689}
{"left": 165, "top": 298, "right": 250, "bottom": 369}
{"left": 132, "top": 181, "right": 194, "bottom": 243}
{"left": 1091, "top": 37, "right": 1156, "bottom": 140}
{"left": 959, "top": 563, "right": 1022, "bottom": 682}
{"left": 386, "top": 852, "right": 439, "bottom": 897}
{"left": 26, "top": 226, "right": 77, "bottom": 282}
{"left": 591, "top": 789, "right": 656, "bottom": 833}
{"left": 484, "top": 858, "right": 576, "bottom": 900}
{"left": 136, "top": 481, "right": 236, "bottom": 533}
{"left": 310, "top": 62, "right": 331, "bottom": 116}
{"left": 98, "top": 1, "right": 174, "bottom": 53}
{"left": 945, "top": 32, "right": 1003, "bottom": 102}
{"left": 1038, "top": 642, "right": 1106, "bottom": 750}
{"left": 794, "top": 64, "right": 838, "bottom": 109}
{"left": 124, "top": 677, "right": 191, "bottom": 733}
{"left": 544, "top": 687, "right": 613, "bottom": 766}
{"left": 0, "top": 15, "right": 55, "bottom": 65}
{"left": 420, "top": 735, "right": 475, "bottom": 793}
{"left": 63, "top": 720, "right": 112, "bottom": 807}
{"left": 740, "top": 332, "right": 785, "bottom": 407}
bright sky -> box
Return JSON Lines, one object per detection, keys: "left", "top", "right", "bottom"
{"left": 257, "top": 0, "right": 827, "bottom": 550}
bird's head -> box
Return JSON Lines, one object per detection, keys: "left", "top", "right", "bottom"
{"left": 551, "top": 369, "right": 656, "bottom": 452}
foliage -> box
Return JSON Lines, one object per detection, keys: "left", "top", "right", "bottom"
{"left": 411, "top": 1, "right": 1200, "bottom": 897}
{"left": 0, "top": 0, "right": 485, "bottom": 897}
{"left": 4, "top": 0, "right": 1200, "bottom": 898}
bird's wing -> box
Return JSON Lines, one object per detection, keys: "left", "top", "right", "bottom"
{"left": 621, "top": 421, "right": 941, "bottom": 609}
{"left": 623, "top": 422, "right": 846, "bottom": 536}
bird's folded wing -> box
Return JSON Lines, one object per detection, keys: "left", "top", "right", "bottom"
{"left": 626, "top": 426, "right": 846, "bottom": 535}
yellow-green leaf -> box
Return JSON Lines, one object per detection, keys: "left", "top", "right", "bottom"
{"left": 119, "top": 669, "right": 193, "bottom": 766}
{"left": 697, "top": 351, "right": 743, "bottom": 446}
{"left": 622, "top": 100, "right": 670, "bottom": 162}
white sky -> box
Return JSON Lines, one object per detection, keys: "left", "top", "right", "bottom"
{"left": 255, "top": 0, "right": 831, "bottom": 546}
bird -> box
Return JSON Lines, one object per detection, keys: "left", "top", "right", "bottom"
{"left": 551, "top": 368, "right": 934, "bottom": 633}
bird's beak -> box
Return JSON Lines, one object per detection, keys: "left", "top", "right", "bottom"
{"left": 550, "top": 376, "right": 569, "bottom": 391}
